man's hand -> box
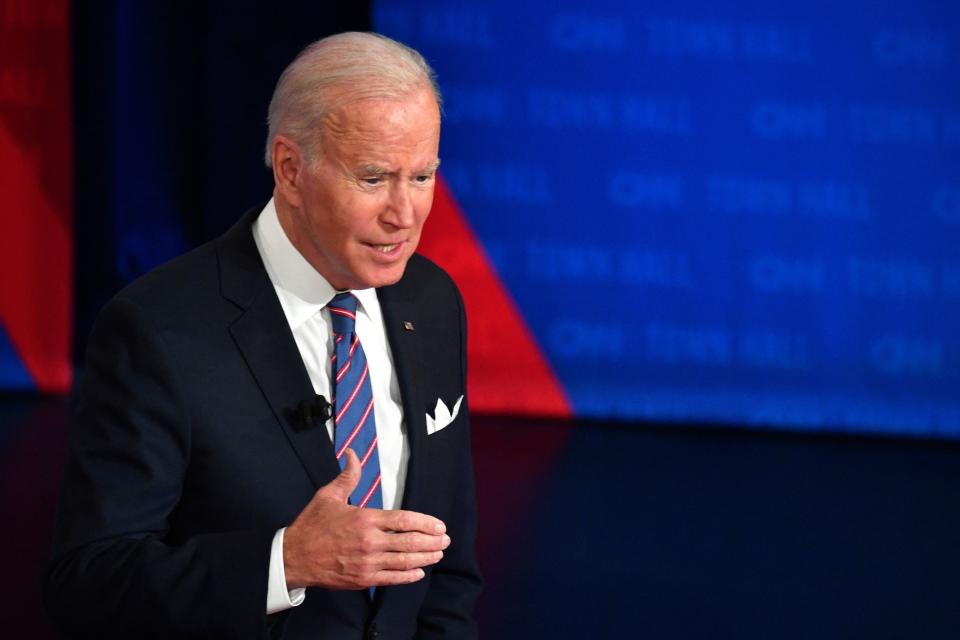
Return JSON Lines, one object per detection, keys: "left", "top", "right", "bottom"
{"left": 283, "top": 448, "right": 450, "bottom": 590}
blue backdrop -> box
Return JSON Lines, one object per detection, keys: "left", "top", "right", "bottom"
{"left": 375, "top": 1, "right": 960, "bottom": 438}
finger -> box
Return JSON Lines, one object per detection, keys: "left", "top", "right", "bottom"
{"left": 323, "top": 448, "right": 361, "bottom": 503}
{"left": 369, "top": 568, "right": 427, "bottom": 587}
{"left": 378, "top": 509, "right": 446, "bottom": 535}
{"left": 379, "top": 531, "right": 451, "bottom": 554}
{"left": 377, "top": 550, "right": 444, "bottom": 572}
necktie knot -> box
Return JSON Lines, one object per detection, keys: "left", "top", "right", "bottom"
{"left": 328, "top": 292, "right": 358, "bottom": 336}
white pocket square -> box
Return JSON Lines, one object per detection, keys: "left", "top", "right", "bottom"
{"left": 426, "top": 395, "right": 463, "bottom": 435}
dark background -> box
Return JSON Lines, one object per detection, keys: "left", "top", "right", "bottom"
{"left": 2, "top": 2, "right": 959, "bottom": 638}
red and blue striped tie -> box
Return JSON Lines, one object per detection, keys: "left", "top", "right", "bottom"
{"left": 329, "top": 292, "right": 383, "bottom": 509}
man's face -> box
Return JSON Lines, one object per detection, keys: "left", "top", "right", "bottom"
{"left": 290, "top": 86, "right": 441, "bottom": 291}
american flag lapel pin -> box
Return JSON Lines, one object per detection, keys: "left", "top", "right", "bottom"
{"left": 403, "top": 321, "right": 415, "bottom": 332}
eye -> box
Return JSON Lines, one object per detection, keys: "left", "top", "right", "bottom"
{"left": 362, "top": 177, "right": 382, "bottom": 186}
{"left": 414, "top": 174, "right": 433, "bottom": 184}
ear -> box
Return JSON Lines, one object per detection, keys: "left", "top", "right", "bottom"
{"left": 271, "top": 134, "right": 305, "bottom": 208}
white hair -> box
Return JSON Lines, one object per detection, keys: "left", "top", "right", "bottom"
{"left": 264, "top": 31, "right": 442, "bottom": 167}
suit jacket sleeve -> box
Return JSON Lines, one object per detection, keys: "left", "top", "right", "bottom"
{"left": 44, "top": 294, "right": 275, "bottom": 639}
{"left": 415, "top": 280, "right": 482, "bottom": 638}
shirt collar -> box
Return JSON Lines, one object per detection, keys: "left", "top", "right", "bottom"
{"left": 252, "top": 197, "right": 377, "bottom": 328}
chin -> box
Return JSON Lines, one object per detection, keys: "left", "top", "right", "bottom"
{"left": 357, "top": 263, "right": 409, "bottom": 289}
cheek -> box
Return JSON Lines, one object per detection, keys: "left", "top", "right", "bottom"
{"left": 414, "top": 190, "right": 436, "bottom": 222}
{"left": 332, "top": 194, "right": 376, "bottom": 234}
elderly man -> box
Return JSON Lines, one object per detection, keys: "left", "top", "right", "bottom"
{"left": 45, "top": 32, "right": 481, "bottom": 639}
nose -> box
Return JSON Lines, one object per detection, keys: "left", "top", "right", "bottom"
{"left": 383, "top": 181, "right": 416, "bottom": 229}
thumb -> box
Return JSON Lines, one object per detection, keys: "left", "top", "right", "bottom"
{"left": 324, "top": 448, "right": 361, "bottom": 503}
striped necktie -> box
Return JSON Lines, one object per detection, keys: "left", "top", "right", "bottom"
{"left": 328, "top": 292, "right": 383, "bottom": 509}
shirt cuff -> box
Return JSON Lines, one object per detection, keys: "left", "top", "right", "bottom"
{"left": 266, "top": 527, "right": 306, "bottom": 614}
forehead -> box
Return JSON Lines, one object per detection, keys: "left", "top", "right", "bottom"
{"left": 320, "top": 89, "right": 441, "bottom": 162}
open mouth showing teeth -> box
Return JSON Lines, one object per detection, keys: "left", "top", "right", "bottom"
{"left": 372, "top": 244, "right": 399, "bottom": 253}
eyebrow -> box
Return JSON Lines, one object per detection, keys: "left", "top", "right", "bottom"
{"left": 358, "top": 164, "right": 387, "bottom": 176}
{"left": 356, "top": 159, "right": 441, "bottom": 176}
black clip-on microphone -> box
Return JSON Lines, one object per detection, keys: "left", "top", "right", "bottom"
{"left": 292, "top": 394, "right": 333, "bottom": 430}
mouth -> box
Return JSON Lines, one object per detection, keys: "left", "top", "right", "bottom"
{"left": 364, "top": 241, "right": 406, "bottom": 259}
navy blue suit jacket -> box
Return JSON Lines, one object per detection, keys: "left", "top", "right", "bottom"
{"left": 45, "top": 209, "right": 481, "bottom": 639}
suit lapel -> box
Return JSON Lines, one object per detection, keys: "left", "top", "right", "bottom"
{"left": 218, "top": 210, "right": 341, "bottom": 489}
{"left": 377, "top": 285, "right": 428, "bottom": 512}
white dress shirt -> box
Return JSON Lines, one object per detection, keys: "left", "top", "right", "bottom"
{"left": 252, "top": 198, "right": 409, "bottom": 613}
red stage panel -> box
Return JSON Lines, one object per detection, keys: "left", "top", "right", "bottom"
{"left": 0, "top": 0, "right": 73, "bottom": 392}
